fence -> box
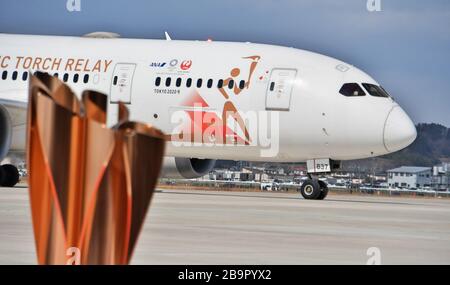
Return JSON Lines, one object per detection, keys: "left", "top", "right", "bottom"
{"left": 159, "top": 178, "right": 450, "bottom": 198}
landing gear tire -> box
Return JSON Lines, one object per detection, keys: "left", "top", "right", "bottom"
{"left": 0, "top": 164, "right": 20, "bottom": 187}
{"left": 300, "top": 179, "right": 321, "bottom": 200}
{"left": 300, "top": 179, "right": 329, "bottom": 200}
{"left": 317, "top": 180, "right": 329, "bottom": 200}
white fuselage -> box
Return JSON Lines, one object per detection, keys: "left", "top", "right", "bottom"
{"left": 0, "top": 34, "right": 416, "bottom": 162}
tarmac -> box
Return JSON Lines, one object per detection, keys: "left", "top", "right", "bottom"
{"left": 1, "top": 187, "right": 450, "bottom": 264}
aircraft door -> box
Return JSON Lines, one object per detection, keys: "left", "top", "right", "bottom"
{"left": 110, "top": 63, "right": 136, "bottom": 104}
{"left": 265, "top": 68, "right": 297, "bottom": 111}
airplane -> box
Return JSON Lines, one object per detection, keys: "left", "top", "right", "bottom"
{"left": 0, "top": 32, "right": 417, "bottom": 200}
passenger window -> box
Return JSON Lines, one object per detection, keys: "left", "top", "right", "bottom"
{"left": 186, "top": 78, "right": 192, "bottom": 88}
{"left": 165, "top": 77, "right": 171, "bottom": 87}
{"left": 12, "top": 71, "right": 18, "bottom": 80}
{"left": 228, "top": 79, "right": 234, "bottom": 89}
{"left": 339, "top": 83, "right": 365, "bottom": 97}
{"left": 197, "top": 78, "right": 202, "bottom": 88}
{"left": 362, "top": 83, "right": 390, "bottom": 98}
{"left": 73, "top": 74, "right": 79, "bottom": 83}
{"left": 53, "top": 73, "right": 59, "bottom": 78}
{"left": 217, "top": 79, "right": 223, "bottom": 88}
{"left": 22, "top": 72, "right": 28, "bottom": 81}
{"left": 239, "top": 80, "right": 245, "bottom": 89}
{"left": 83, "top": 74, "right": 89, "bottom": 84}
{"left": 155, "top": 77, "right": 161, "bottom": 86}
{"left": 207, "top": 79, "right": 213, "bottom": 88}
{"left": 269, "top": 82, "right": 275, "bottom": 91}
{"left": 2, "top": 71, "right": 7, "bottom": 80}
{"left": 176, "top": 77, "right": 182, "bottom": 87}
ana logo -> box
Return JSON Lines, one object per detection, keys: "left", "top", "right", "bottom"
{"left": 150, "top": 62, "right": 166, "bottom": 67}
{"left": 180, "top": 60, "right": 192, "bottom": 70}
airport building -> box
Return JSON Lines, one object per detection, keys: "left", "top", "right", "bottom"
{"left": 387, "top": 166, "right": 432, "bottom": 189}
{"left": 432, "top": 163, "right": 450, "bottom": 191}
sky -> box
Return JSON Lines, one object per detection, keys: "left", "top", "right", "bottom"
{"left": 0, "top": 0, "right": 449, "bottom": 126}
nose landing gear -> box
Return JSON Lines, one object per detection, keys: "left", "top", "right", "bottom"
{"left": 300, "top": 159, "right": 339, "bottom": 200}
{"left": 300, "top": 177, "right": 329, "bottom": 200}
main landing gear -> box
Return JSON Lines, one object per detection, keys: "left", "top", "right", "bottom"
{"left": 299, "top": 159, "right": 340, "bottom": 200}
{"left": 0, "top": 164, "right": 20, "bottom": 187}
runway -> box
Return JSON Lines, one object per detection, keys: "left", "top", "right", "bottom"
{"left": 1, "top": 187, "right": 450, "bottom": 264}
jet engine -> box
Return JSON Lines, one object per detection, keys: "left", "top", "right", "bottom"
{"left": 0, "top": 105, "right": 19, "bottom": 187}
{"left": 0, "top": 105, "right": 12, "bottom": 161}
{"left": 161, "top": 157, "right": 216, "bottom": 179}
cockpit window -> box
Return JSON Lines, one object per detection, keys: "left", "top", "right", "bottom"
{"left": 362, "top": 83, "right": 390, "bottom": 98}
{"left": 339, "top": 83, "right": 366, "bottom": 97}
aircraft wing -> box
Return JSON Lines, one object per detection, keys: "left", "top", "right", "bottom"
{"left": 0, "top": 98, "right": 27, "bottom": 110}
{"left": 0, "top": 90, "right": 28, "bottom": 152}
{"left": 0, "top": 89, "right": 28, "bottom": 125}
{"left": 0, "top": 89, "right": 28, "bottom": 109}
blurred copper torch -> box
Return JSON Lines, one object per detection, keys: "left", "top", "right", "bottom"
{"left": 26, "top": 72, "right": 166, "bottom": 265}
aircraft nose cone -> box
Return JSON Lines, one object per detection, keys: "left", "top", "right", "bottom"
{"left": 383, "top": 106, "right": 417, "bottom": 152}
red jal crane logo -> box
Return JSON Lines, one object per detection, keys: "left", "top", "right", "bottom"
{"left": 180, "top": 60, "right": 192, "bottom": 70}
